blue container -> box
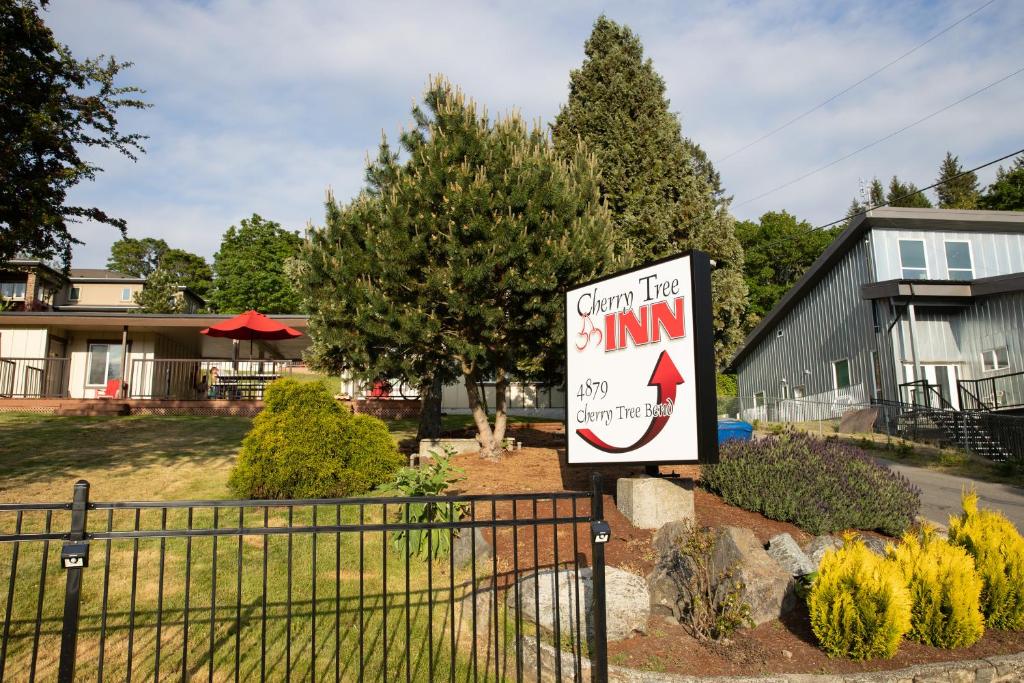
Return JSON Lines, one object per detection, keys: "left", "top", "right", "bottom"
{"left": 717, "top": 418, "right": 753, "bottom": 445}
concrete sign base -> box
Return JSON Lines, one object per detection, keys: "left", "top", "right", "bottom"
{"left": 616, "top": 476, "right": 694, "bottom": 529}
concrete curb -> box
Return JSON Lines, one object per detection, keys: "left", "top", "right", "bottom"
{"left": 519, "top": 636, "right": 1024, "bottom": 682}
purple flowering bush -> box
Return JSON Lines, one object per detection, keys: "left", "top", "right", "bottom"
{"left": 701, "top": 432, "right": 921, "bottom": 536}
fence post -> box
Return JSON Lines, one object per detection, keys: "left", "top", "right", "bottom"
{"left": 589, "top": 473, "right": 608, "bottom": 683}
{"left": 57, "top": 480, "right": 89, "bottom": 683}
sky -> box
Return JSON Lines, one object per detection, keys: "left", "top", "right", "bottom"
{"left": 46, "top": 0, "right": 1024, "bottom": 267}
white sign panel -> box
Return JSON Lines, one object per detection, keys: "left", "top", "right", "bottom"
{"left": 565, "top": 252, "right": 717, "bottom": 465}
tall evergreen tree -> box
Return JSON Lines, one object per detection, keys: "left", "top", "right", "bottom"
{"left": 296, "top": 77, "right": 618, "bottom": 458}
{"left": 935, "top": 152, "right": 979, "bottom": 209}
{"left": 886, "top": 176, "right": 933, "bottom": 208}
{"left": 978, "top": 158, "right": 1024, "bottom": 211}
{"left": 551, "top": 15, "right": 748, "bottom": 365}
{"left": 133, "top": 267, "right": 186, "bottom": 313}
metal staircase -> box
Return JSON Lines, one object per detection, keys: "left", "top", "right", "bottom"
{"left": 882, "top": 380, "right": 1023, "bottom": 462}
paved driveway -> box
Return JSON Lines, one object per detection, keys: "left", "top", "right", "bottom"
{"left": 876, "top": 457, "right": 1024, "bottom": 530}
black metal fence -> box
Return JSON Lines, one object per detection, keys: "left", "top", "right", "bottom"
{"left": 0, "top": 480, "right": 609, "bottom": 682}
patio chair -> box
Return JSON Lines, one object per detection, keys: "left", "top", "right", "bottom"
{"left": 98, "top": 379, "right": 122, "bottom": 399}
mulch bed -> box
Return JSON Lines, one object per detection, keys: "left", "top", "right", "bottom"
{"left": 447, "top": 426, "right": 1024, "bottom": 677}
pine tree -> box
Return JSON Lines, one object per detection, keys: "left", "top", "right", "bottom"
{"left": 296, "top": 77, "right": 618, "bottom": 458}
{"left": 551, "top": 15, "right": 748, "bottom": 365}
{"left": 935, "top": 152, "right": 979, "bottom": 209}
{"left": 870, "top": 178, "right": 886, "bottom": 206}
{"left": 887, "top": 176, "right": 933, "bottom": 208}
{"left": 979, "top": 158, "right": 1024, "bottom": 211}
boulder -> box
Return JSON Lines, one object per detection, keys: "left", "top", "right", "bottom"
{"left": 616, "top": 476, "right": 694, "bottom": 530}
{"left": 651, "top": 520, "right": 691, "bottom": 558}
{"left": 860, "top": 535, "right": 889, "bottom": 556}
{"left": 838, "top": 407, "right": 879, "bottom": 434}
{"left": 510, "top": 566, "right": 649, "bottom": 641}
{"left": 802, "top": 534, "right": 844, "bottom": 568}
{"left": 452, "top": 527, "right": 493, "bottom": 569}
{"left": 766, "top": 533, "right": 816, "bottom": 577}
{"left": 711, "top": 527, "right": 796, "bottom": 626}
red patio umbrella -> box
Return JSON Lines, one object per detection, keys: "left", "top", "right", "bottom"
{"left": 200, "top": 310, "right": 303, "bottom": 341}
{"left": 201, "top": 310, "right": 302, "bottom": 359}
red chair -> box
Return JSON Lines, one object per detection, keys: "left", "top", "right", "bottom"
{"left": 98, "top": 379, "right": 122, "bottom": 399}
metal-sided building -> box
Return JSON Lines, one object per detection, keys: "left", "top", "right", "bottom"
{"left": 730, "top": 207, "right": 1024, "bottom": 421}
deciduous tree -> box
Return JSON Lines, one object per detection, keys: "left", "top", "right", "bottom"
{"left": 107, "top": 237, "right": 168, "bottom": 277}
{"left": 979, "top": 158, "right": 1024, "bottom": 211}
{"left": 735, "top": 211, "right": 840, "bottom": 325}
{"left": 1, "top": 0, "right": 148, "bottom": 266}
{"left": 210, "top": 214, "right": 302, "bottom": 314}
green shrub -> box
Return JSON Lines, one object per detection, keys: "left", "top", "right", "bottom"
{"left": 701, "top": 432, "right": 920, "bottom": 536}
{"left": 228, "top": 378, "right": 404, "bottom": 498}
{"left": 948, "top": 491, "right": 1024, "bottom": 630}
{"left": 808, "top": 536, "right": 912, "bottom": 659}
{"left": 888, "top": 527, "right": 984, "bottom": 648}
{"left": 388, "top": 448, "right": 466, "bottom": 559}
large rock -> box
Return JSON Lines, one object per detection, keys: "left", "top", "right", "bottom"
{"left": 616, "top": 476, "right": 694, "bottom": 530}
{"left": 509, "top": 566, "right": 649, "bottom": 641}
{"left": 802, "top": 534, "right": 844, "bottom": 568}
{"left": 766, "top": 533, "right": 816, "bottom": 577}
{"left": 711, "top": 526, "right": 796, "bottom": 626}
{"left": 452, "top": 527, "right": 493, "bottom": 569}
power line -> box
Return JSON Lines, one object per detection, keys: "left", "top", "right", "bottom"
{"left": 734, "top": 64, "right": 1024, "bottom": 208}
{"left": 717, "top": 0, "right": 998, "bottom": 164}
{"left": 812, "top": 146, "right": 1024, "bottom": 231}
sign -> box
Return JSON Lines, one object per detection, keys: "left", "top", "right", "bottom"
{"left": 565, "top": 252, "right": 718, "bottom": 465}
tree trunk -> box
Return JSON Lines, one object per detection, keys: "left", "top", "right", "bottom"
{"left": 492, "top": 372, "right": 509, "bottom": 454}
{"left": 464, "top": 372, "right": 499, "bottom": 459}
{"left": 416, "top": 376, "right": 443, "bottom": 441}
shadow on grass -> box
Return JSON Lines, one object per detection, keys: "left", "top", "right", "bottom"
{"left": 0, "top": 413, "right": 252, "bottom": 485}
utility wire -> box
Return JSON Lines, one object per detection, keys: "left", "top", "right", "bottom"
{"left": 734, "top": 64, "right": 1024, "bottom": 208}
{"left": 812, "top": 146, "right": 1024, "bottom": 231}
{"left": 717, "top": 0, "right": 998, "bottom": 164}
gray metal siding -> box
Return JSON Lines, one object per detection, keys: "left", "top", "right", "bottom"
{"left": 736, "top": 238, "right": 876, "bottom": 401}
{"left": 958, "top": 291, "right": 1024, "bottom": 379}
{"left": 872, "top": 229, "right": 1024, "bottom": 281}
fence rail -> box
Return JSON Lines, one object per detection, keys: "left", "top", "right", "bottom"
{"left": 959, "top": 371, "right": 1024, "bottom": 412}
{"left": 125, "top": 359, "right": 296, "bottom": 401}
{"left": 0, "top": 480, "right": 609, "bottom": 682}
{"left": 0, "top": 358, "right": 70, "bottom": 399}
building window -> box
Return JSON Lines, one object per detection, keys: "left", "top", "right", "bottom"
{"left": 899, "top": 240, "right": 927, "bottom": 279}
{"left": 792, "top": 385, "right": 806, "bottom": 399}
{"left": 832, "top": 358, "right": 851, "bottom": 391}
{"left": 982, "top": 347, "right": 1009, "bottom": 373}
{"left": 86, "top": 343, "right": 123, "bottom": 386}
{"left": 753, "top": 392, "right": 765, "bottom": 408}
{"left": 121, "top": 287, "right": 133, "bottom": 302}
{"left": 0, "top": 282, "right": 26, "bottom": 299}
{"left": 944, "top": 241, "right": 973, "bottom": 281}
{"left": 69, "top": 287, "right": 81, "bottom": 301}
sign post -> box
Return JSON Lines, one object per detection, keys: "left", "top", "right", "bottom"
{"left": 565, "top": 251, "right": 718, "bottom": 467}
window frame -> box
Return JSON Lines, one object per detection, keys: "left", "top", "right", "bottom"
{"left": 753, "top": 391, "right": 765, "bottom": 408}
{"left": 898, "top": 239, "right": 928, "bottom": 280}
{"left": 832, "top": 357, "right": 852, "bottom": 392}
{"left": 792, "top": 384, "right": 806, "bottom": 399}
{"left": 982, "top": 347, "right": 1010, "bottom": 373}
{"left": 69, "top": 286, "right": 81, "bottom": 301}
{"left": 0, "top": 282, "right": 27, "bottom": 300}
{"left": 943, "top": 239, "right": 974, "bottom": 281}
{"left": 85, "top": 341, "right": 124, "bottom": 388}
{"left": 120, "top": 286, "right": 133, "bottom": 302}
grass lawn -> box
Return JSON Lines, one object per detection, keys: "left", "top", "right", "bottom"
{"left": 0, "top": 411, "right": 559, "bottom": 682}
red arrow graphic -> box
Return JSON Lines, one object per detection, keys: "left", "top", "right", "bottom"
{"left": 576, "top": 350, "right": 684, "bottom": 453}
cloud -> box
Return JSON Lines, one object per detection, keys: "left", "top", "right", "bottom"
{"left": 44, "top": 0, "right": 1024, "bottom": 265}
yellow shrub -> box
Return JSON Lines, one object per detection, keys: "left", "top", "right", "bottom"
{"left": 888, "top": 527, "right": 984, "bottom": 647}
{"left": 808, "top": 536, "right": 911, "bottom": 659}
{"left": 948, "top": 491, "right": 1024, "bottom": 630}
